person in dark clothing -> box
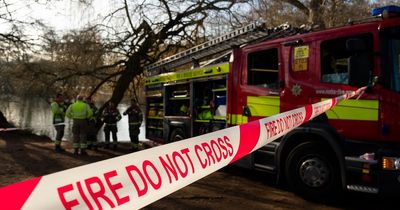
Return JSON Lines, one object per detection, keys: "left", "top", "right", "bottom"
{"left": 101, "top": 101, "right": 121, "bottom": 149}
{"left": 85, "top": 97, "right": 98, "bottom": 150}
{"left": 123, "top": 99, "right": 143, "bottom": 151}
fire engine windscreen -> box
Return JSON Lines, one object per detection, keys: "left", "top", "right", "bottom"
{"left": 320, "top": 33, "right": 373, "bottom": 87}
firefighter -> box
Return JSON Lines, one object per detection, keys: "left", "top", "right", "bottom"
{"left": 179, "top": 103, "right": 189, "bottom": 116}
{"left": 66, "top": 95, "right": 93, "bottom": 156}
{"left": 123, "top": 99, "right": 143, "bottom": 151}
{"left": 101, "top": 101, "right": 121, "bottom": 150}
{"left": 85, "top": 97, "right": 98, "bottom": 150}
{"left": 51, "top": 93, "right": 67, "bottom": 152}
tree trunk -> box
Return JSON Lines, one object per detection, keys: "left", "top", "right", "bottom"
{"left": 0, "top": 110, "right": 12, "bottom": 128}
{"left": 108, "top": 32, "right": 154, "bottom": 106}
{"left": 309, "top": 0, "right": 326, "bottom": 29}
{"left": 283, "top": 0, "right": 326, "bottom": 29}
{"left": 109, "top": 57, "right": 142, "bottom": 105}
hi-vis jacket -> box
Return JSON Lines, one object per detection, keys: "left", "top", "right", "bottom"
{"left": 51, "top": 102, "right": 66, "bottom": 124}
{"left": 66, "top": 100, "right": 93, "bottom": 120}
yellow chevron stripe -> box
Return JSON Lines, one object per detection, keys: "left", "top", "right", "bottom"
{"left": 324, "top": 99, "right": 379, "bottom": 121}
{"left": 229, "top": 114, "right": 248, "bottom": 125}
{"left": 247, "top": 96, "right": 280, "bottom": 117}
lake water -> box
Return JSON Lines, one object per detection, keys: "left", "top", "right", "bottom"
{"left": 0, "top": 96, "right": 146, "bottom": 142}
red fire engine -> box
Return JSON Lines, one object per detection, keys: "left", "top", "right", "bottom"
{"left": 144, "top": 6, "right": 400, "bottom": 199}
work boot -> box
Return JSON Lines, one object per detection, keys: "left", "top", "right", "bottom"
{"left": 73, "top": 149, "right": 79, "bottom": 155}
{"left": 80, "top": 149, "right": 88, "bottom": 156}
{"left": 55, "top": 145, "right": 65, "bottom": 153}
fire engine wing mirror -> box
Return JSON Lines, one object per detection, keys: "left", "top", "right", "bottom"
{"left": 367, "top": 76, "right": 379, "bottom": 92}
{"left": 242, "top": 105, "right": 251, "bottom": 117}
{"left": 371, "top": 75, "right": 379, "bottom": 86}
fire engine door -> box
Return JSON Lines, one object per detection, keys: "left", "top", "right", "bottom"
{"left": 239, "top": 47, "right": 281, "bottom": 123}
{"left": 377, "top": 25, "right": 400, "bottom": 140}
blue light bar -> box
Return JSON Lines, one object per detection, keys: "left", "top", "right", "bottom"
{"left": 372, "top": 5, "right": 400, "bottom": 16}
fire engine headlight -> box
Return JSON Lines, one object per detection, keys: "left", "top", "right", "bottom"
{"left": 382, "top": 157, "right": 400, "bottom": 170}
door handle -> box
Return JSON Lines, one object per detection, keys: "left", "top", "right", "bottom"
{"left": 204, "top": 69, "right": 213, "bottom": 74}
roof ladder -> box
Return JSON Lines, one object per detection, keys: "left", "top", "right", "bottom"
{"left": 145, "top": 22, "right": 305, "bottom": 75}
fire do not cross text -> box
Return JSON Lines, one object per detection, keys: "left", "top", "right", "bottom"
{"left": 264, "top": 112, "right": 304, "bottom": 139}
{"left": 57, "top": 136, "right": 234, "bottom": 210}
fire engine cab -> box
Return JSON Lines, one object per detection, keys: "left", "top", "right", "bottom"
{"left": 144, "top": 6, "right": 400, "bottom": 199}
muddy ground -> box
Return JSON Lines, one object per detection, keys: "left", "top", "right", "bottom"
{"left": 0, "top": 132, "right": 398, "bottom": 210}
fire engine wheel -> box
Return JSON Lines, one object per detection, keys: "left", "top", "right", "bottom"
{"left": 169, "top": 128, "right": 185, "bottom": 142}
{"left": 285, "top": 142, "right": 341, "bottom": 200}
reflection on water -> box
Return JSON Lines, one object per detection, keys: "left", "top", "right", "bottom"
{"left": 0, "top": 97, "right": 146, "bottom": 142}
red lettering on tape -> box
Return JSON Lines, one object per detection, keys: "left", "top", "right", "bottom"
{"left": 218, "top": 138, "right": 228, "bottom": 159}
{"left": 201, "top": 142, "right": 215, "bottom": 166}
{"left": 104, "top": 170, "right": 130, "bottom": 206}
{"left": 125, "top": 160, "right": 163, "bottom": 199}
{"left": 265, "top": 112, "right": 305, "bottom": 139}
{"left": 77, "top": 181, "right": 94, "bottom": 210}
{"left": 211, "top": 140, "right": 222, "bottom": 162}
{"left": 85, "top": 177, "right": 115, "bottom": 209}
{"left": 142, "top": 160, "right": 162, "bottom": 190}
{"left": 223, "top": 136, "right": 234, "bottom": 157}
{"left": 58, "top": 184, "right": 79, "bottom": 210}
{"left": 181, "top": 148, "right": 195, "bottom": 174}
{"left": 195, "top": 145, "right": 207, "bottom": 169}
{"left": 159, "top": 155, "right": 178, "bottom": 184}
{"left": 126, "top": 165, "right": 148, "bottom": 197}
{"left": 159, "top": 148, "right": 195, "bottom": 184}
{"left": 57, "top": 170, "right": 129, "bottom": 209}
{"left": 172, "top": 151, "right": 189, "bottom": 178}
{"left": 195, "top": 136, "right": 235, "bottom": 169}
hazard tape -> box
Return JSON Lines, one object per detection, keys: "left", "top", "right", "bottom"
{"left": 0, "top": 127, "right": 20, "bottom": 132}
{"left": 0, "top": 87, "right": 366, "bottom": 210}
{"left": 0, "top": 122, "right": 71, "bottom": 132}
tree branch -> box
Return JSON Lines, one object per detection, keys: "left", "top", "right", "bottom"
{"left": 281, "top": 0, "right": 310, "bottom": 16}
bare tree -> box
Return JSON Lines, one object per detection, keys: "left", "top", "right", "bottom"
{"left": 0, "top": 0, "right": 249, "bottom": 127}
{"left": 91, "top": 0, "right": 244, "bottom": 108}
{"left": 248, "top": 0, "right": 371, "bottom": 29}
{"left": 0, "top": 26, "right": 110, "bottom": 101}
{"left": 0, "top": 0, "right": 47, "bottom": 127}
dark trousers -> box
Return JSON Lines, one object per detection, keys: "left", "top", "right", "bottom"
{"left": 54, "top": 124, "right": 65, "bottom": 145}
{"left": 104, "top": 124, "right": 118, "bottom": 145}
{"left": 87, "top": 120, "right": 97, "bottom": 146}
{"left": 129, "top": 125, "right": 140, "bottom": 144}
{"left": 72, "top": 119, "right": 88, "bottom": 149}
